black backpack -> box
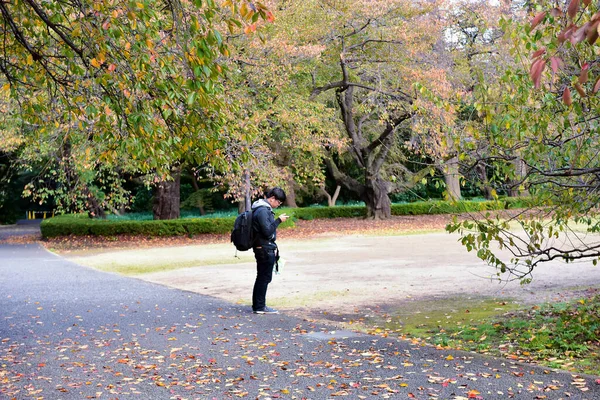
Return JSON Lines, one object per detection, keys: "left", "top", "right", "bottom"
{"left": 231, "top": 208, "right": 257, "bottom": 251}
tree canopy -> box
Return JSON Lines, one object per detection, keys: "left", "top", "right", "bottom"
{"left": 448, "top": 0, "right": 600, "bottom": 280}
{"left": 0, "top": 0, "right": 269, "bottom": 215}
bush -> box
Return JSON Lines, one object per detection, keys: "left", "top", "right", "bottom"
{"left": 41, "top": 198, "right": 530, "bottom": 238}
{"left": 41, "top": 214, "right": 237, "bottom": 238}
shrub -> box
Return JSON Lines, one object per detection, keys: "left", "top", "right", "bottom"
{"left": 41, "top": 198, "right": 530, "bottom": 238}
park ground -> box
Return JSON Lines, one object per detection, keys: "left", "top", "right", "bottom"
{"left": 4, "top": 214, "right": 600, "bottom": 379}
{"left": 24, "top": 214, "right": 600, "bottom": 330}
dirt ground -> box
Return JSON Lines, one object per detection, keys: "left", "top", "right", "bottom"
{"left": 53, "top": 215, "right": 600, "bottom": 322}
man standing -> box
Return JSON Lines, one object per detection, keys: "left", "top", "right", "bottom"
{"left": 251, "top": 187, "right": 289, "bottom": 314}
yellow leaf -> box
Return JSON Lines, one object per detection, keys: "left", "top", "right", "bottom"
{"left": 91, "top": 58, "right": 101, "bottom": 68}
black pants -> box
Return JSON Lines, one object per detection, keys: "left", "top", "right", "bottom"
{"left": 252, "top": 247, "right": 276, "bottom": 311}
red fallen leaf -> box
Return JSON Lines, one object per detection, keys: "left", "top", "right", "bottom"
{"left": 595, "top": 379, "right": 600, "bottom": 384}
{"left": 38, "top": 363, "right": 46, "bottom": 367}
{"left": 117, "top": 358, "right": 129, "bottom": 364}
{"left": 408, "top": 394, "right": 416, "bottom": 398}
{"left": 468, "top": 389, "right": 481, "bottom": 398}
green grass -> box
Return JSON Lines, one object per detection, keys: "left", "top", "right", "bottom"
{"left": 380, "top": 297, "right": 520, "bottom": 339}
{"left": 88, "top": 257, "right": 249, "bottom": 275}
{"left": 380, "top": 295, "right": 600, "bottom": 375}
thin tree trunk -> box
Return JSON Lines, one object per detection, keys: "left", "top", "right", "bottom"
{"left": 320, "top": 185, "right": 341, "bottom": 207}
{"left": 82, "top": 185, "right": 106, "bottom": 219}
{"left": 284, "top": 176, "right": 298, "bottom": 208}
{"left": 152, "top": 168, "right": 181, "bottom": 220}
{"left": 508, "top": 157, "right": 530, "bottom": 197}
{"left": 476, "top": 164, "right": 495, "bottom": 200}
{"left": 442, "top": 157, "right": 461, "bottom": 201}
{"left": 244, "top": 169, "right": 251, "bottom": 212}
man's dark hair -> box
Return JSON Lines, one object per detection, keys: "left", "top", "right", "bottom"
{"left": 266, "top": 187, "right": 286, "bottom": 203}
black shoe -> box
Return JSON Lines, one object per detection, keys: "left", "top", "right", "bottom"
{"left": 253, "top": 307, "right": 279, "bottom": 314}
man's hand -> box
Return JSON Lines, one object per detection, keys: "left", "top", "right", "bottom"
{"left": 279, "top": 213, "right": 289, "bottom": 222}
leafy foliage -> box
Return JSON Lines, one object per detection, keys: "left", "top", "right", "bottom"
{"left": 447, "top": 1, "right": 600, "bottom": 278}
{"left": 0, "top": 0, "right": 269, "bottom": 216}
{"left": 428, "top": 296, "right": 600, "bottom": 375}
{"left": 40, "top": 198, "right": 525, "bottom": 238}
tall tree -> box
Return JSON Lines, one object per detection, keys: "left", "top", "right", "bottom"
{"left": 272, "top": 0, "right": 455, "bottom": 219}
{"left": 0, "top": 0, "right": 269, "bottom": 218}
{"left": 449, "top": 1, "right": 600, "bottom": 280}
{"left": 207, "top": 8, "right": 343, "bottom": 210}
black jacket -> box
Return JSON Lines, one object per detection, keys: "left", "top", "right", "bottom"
{"left": 252, "top": 200, "right": 281, "bottom": 249}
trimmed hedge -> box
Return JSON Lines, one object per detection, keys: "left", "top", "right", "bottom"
{"left": 41, "top": 198, "right": 532, "bottom": 238}
{"left": 41, "top": 215, "right": 238, "bottom": 238}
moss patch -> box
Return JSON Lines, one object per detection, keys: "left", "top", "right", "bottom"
{"left": 380, "top": 297, "right": 519, "bottom": 338}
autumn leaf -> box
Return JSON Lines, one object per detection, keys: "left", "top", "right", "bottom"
{"left": 549, "top": 57, "right": 563, "bottom": 74}
{"left": 529, "top": 59, "right": 546, "bottom": 89}
{"left": 563, "top": 87, "right": 573, "bottom": 105}
{"left": 531, "top": 48, "right": 546, "bottom": 58}
{"left": 530, "top": 11, "right": 547, "bottom": 30}
{"left": 587, "top": 20, "right": 599, "bottom": 43}
{"left": 593, "top": 77, "right": 600, "bottom": 94}
{"left": 568, "top": 0, "right": 580, "bottom": 20}
{"left": 575, "top": 83, "right": 586, "bottom": 97}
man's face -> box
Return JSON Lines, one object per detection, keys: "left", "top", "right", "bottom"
{"left": 267, "top": 196, "right": 282, "bottom": 208}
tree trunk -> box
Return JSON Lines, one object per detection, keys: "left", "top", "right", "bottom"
{"left": 363, "top": 176, "right": 391, "bottom": 219}
{"left": 153, "top": 169, "right": 181, "bottom": 220}
{"left": 243, "top": 169, "right": 251, "bottom": 212}
{"left": 320, "top": 185, "right": 341, "bottom": 207}
{"left": 284, "top": 176, "right": 298, "bottom": 208}
{"left": 508, "top": 157, "right": 530, "bottom": 197}
{"left": 82, "top": 185, "right": 106, "bottom": 219}
{"left": 442, "top": 157, "right": 461, "bottom": 201}
{"left": 476, "top": 164, "right": 495, "bottom": 200}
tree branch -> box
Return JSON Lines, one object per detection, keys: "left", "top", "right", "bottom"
{"left": 324, "top": 156, "right": 365, "bottom": 196}
{"left": 24, "top": 0, "right": 85, "bottom": 60}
